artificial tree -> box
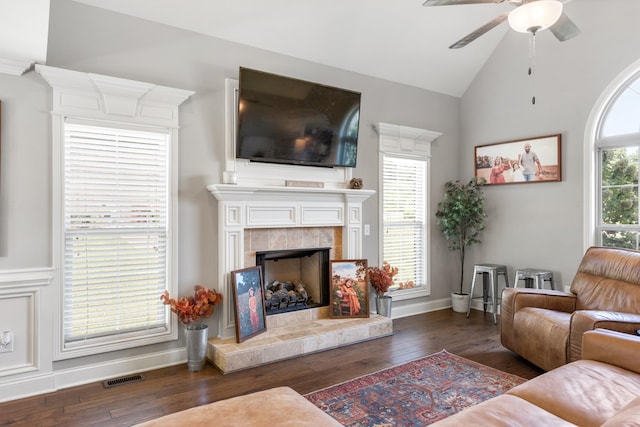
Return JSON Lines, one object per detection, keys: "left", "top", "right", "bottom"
{"left": 435, "top": 178, "right": 486, "bottom": 296}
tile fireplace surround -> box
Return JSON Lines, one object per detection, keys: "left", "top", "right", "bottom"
{"left": 207, "top": 184, "right": 393, "bottom": 373}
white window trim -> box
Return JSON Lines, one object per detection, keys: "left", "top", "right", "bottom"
{"left": 584, "top": 58, "right": 640, "bottom": 251}
{"left": 35, "top": 65, "right": 194, "bottom": 359}
{"left": 374, "top": 122, "right": 441, "bottom": 301}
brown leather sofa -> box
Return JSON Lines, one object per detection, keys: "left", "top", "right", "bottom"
{"left": 431, "top": 328, "right": 640, "bottom": 426}
{"left": 501, "top": 246, "right": 640, "bottom": 371}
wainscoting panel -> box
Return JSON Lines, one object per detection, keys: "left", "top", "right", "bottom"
{"left": 0, "top": 290, "right": 38, "bottom": 376}
{"left": 0, "top": 268, "right": 188, "bottom": 403}
{"left": 0, "top": 268, "right": 55, "bottom": 401}
{"left": 0, "top": 268, "right": 53, "bottom": 379}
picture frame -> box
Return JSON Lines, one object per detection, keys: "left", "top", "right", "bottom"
{"left": 231, "top": 266, "right": 267, "bottom": 343}
{"left": 329, "top": 259, "right": 369, "bottom": 319}
{"left": 475, "top": 134, "right": 561, "bottom": 185}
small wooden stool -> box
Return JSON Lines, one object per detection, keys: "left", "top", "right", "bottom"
{"left": 466, "top": 264, "right": 510, "bottom": 324}
{"left": 513, "top": 268, "right": 555, "bottom": 290}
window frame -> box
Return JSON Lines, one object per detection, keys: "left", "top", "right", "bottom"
{"left": 380, "top": 153, "right": 428, "bottom": 299}
{"left": 590, "top": 64, "right": 640, "bottom": 250}
{"left": 36, "top": 65, "right": 193, "bottom": 360}
{"left": 375, "top": 123, "right": 440, "bottom": 301}
{"left": 595, "top": 134, "right": 640, "bottom": 249}
{"left": 59, "top": 119, "right": 175, "bottom": 355}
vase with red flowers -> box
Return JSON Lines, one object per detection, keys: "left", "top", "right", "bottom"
{"left": 367, "top": 261, "right": 398, "bottom": 317}
{"left": 161, "top": 285, "right": 222, "bottom": 371}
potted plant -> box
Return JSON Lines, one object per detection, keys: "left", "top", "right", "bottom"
{"left": 435, "top": 179, "right": 486, "bottom": 313}
{"left": 161, "top": 285, "right": 222, "bottom": 370}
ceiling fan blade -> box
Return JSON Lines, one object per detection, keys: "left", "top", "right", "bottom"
{"left": 449, "top": 12, "right": 509, "bottom": 49}
{"left": 423, "top": 0, "right": 502, "bottom": 5}
{"left": 549, "top": 12, "right": 581, "bottom": 41}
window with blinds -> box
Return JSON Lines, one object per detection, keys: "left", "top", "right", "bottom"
{"left": 62, "top": 122, "right": 170, "bottom": 349}
{"left": 382, "top": 155, "right": 426, "bottom": 287}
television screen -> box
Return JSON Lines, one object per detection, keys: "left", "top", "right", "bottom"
{"left": 236, "top": 67, "right": 360, "bottom": 168}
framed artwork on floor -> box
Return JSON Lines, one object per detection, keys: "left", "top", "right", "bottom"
{"left": 231, "top": 266, "right": 267, "bottom": 343}
{"left": 475, "top": 134, "right": 561, "bottom": 185}
{"left": 329, "top": 259, "right": 369, "bottom": 319}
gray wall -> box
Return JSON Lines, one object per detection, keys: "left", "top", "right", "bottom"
{"left": 460, "top": 0, "right": 640, "bottom": 289}
{"left": 0, "top": 0, "right": 460, "bottom": 380}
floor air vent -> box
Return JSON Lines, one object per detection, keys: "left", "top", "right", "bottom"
{"left": 103, "top": 374, "right": 144, "bottom": 388}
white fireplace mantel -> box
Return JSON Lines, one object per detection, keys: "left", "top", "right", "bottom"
{"left": 208, "top": 184, "right": 375, "bottom": 339}
{"left": 208, "top": 184, "right": 374, "bottom": 203}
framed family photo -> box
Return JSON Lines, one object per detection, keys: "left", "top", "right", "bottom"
{"left": 475, "top": 134, "right": 562, "bottom": 185}
{"left": 329, "top": 259, "right": 369, "bottom": 319}
{"left": 231, "top": 266, "right": 267, "bottom": 343}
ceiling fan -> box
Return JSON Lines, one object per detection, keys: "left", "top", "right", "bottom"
{"left": 423, "top": 0, "right": 581, "bottom": 49}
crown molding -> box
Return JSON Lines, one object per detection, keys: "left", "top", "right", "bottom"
{"left": 35, "top": 65, "right": 194, "bottom": 127}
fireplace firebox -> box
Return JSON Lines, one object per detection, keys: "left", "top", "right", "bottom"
{"left": 256, "top": 247, "right": 330, "bottom": 315}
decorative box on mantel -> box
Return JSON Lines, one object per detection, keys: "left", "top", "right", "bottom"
{"left": 207, "top": 184, "right": 375, "bottom": 340}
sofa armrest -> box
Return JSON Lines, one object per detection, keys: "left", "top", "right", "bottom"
{"left": 567, "top": 310, "right": 640, "bottom": 362}
{"left": 582, "top": 328, "right": 640, "bottom": 374}
{"left": 501, "top": 288, "right": 576, "bottom": 353}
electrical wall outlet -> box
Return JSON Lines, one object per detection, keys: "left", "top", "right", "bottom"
{"left": 0, "top": 331, "right": 13, "bottom": 353}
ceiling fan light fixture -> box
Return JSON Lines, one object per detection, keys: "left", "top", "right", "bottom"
{"left": 508, "top": 0, "right": 563, "bottom": 34}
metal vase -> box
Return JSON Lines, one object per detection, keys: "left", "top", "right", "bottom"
{"left": 375, "top": 295, "right": 392, "bottom": 318}
{"left": 185, "top": 323, "right": 208, "bottom": 371}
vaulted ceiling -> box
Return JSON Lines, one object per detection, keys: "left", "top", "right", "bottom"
{"left": 2, "top": 0, "right": 581, "bottom": 97}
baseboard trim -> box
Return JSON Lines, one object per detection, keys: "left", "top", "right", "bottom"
{"left": 0, "top": 374, "right": 56, "bottom": 403}
{"left": 391, "top": 297, "right": 450, "bottom": 319}
{"left": 468, "top": 298, "right": 501, "bottom": 315}
{"left": 55, "top": 348, "right": 187, "bottom": 390}
{"left": 0, "top": 347, "right": 186, "bottom": 403}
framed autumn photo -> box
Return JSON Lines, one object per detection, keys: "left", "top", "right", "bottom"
{"left": 329, "top": 259, "right": 369, "bottom": 319}
{"left": 231, "top": 266, "right": 267, "bottom": 343}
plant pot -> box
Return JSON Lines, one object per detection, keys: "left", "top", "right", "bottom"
{"left": 451, "top": 292, "right": 470, "bottom": 313}
{"left": 375, "top": 295, "right": 392, "bottom": 318}
{"left": 185, "top": 323, "right": 208, "bottom": 371}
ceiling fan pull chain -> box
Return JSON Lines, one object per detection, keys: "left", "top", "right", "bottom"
{"left": 528, "top": 31, "right": 537, "bottom": 105}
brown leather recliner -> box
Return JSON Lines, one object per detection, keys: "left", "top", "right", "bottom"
{"left": 501, "top": 246, "right": 640, "bottom": 371}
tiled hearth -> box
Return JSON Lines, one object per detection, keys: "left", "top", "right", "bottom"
{"left": 208, "top": 307, "right": 393, "bottom": 374}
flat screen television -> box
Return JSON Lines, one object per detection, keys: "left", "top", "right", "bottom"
{"left": 236, "top": 67, "right": 361, "bottom": 168}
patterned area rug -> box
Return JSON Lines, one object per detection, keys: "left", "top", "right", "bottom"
{"left": 304, "top": 350, "right": 525, "bottom": 426}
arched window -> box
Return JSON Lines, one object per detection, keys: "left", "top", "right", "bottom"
{"left": 592, "top": 65, "right": 640, "bottom": 249}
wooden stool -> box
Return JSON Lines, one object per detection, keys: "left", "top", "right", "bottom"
{"left": 513, "top": 268, "right": 555, "bottom": 290}
{"left": 466, "top": 264, "right": 510, "bottom": 324}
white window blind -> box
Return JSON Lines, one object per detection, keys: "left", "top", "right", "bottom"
{"left": 63, "top": 122, "right": 170, "bottom": 346}
{"left": 382, "top": 155, "right": 426, "bottom": 287}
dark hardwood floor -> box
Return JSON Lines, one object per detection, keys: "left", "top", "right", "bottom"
{"left": 0, "top": 309, "right": 543, "bottom": 426}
